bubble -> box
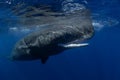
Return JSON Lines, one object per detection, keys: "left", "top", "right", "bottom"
{"left": 62, "top": 1, "right": 86, "bottom": 14}
{"left": 92, "top": 16, "right": 119, "bottom": 31}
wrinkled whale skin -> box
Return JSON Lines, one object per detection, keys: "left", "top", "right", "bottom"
{"left": 11, "top": 9, "right": 94, "bottom": 64}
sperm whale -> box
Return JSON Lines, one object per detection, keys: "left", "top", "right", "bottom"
{"left": 10, "top": 4, "right": 94, "bottom": 64}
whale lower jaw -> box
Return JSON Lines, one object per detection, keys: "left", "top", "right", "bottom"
{"left": 58, "top": 43, "right": 89, "bottom": 48}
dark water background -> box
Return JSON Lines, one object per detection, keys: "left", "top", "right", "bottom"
{"left": 0, "top": 0, "right": 120, "bottom": 80}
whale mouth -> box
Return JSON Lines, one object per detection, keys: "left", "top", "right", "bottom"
{"left": 58, "top": 43, "right": 89, "bottom": 48}
{"left": 57, "top": 36, "right": 91, "bottom": 48}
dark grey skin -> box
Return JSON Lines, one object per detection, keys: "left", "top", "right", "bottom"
{"left": 10, "top": 7, "right": 94, "bottom": 64}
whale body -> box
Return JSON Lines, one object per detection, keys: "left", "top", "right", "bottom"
{"left": 10, "top": 4, "right": 94, "bottom": 64}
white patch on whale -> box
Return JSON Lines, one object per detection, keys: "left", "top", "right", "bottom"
{"left": 58, "top": 43, "right": 89, "bottom": 48}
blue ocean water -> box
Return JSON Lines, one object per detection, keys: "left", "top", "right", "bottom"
{"left": 0, "top": 0, "right": 120, "bottom": 80}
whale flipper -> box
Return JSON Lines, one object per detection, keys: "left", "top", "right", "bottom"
{"left": 41, "top": 56, "right": 49, "bottom": 64}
